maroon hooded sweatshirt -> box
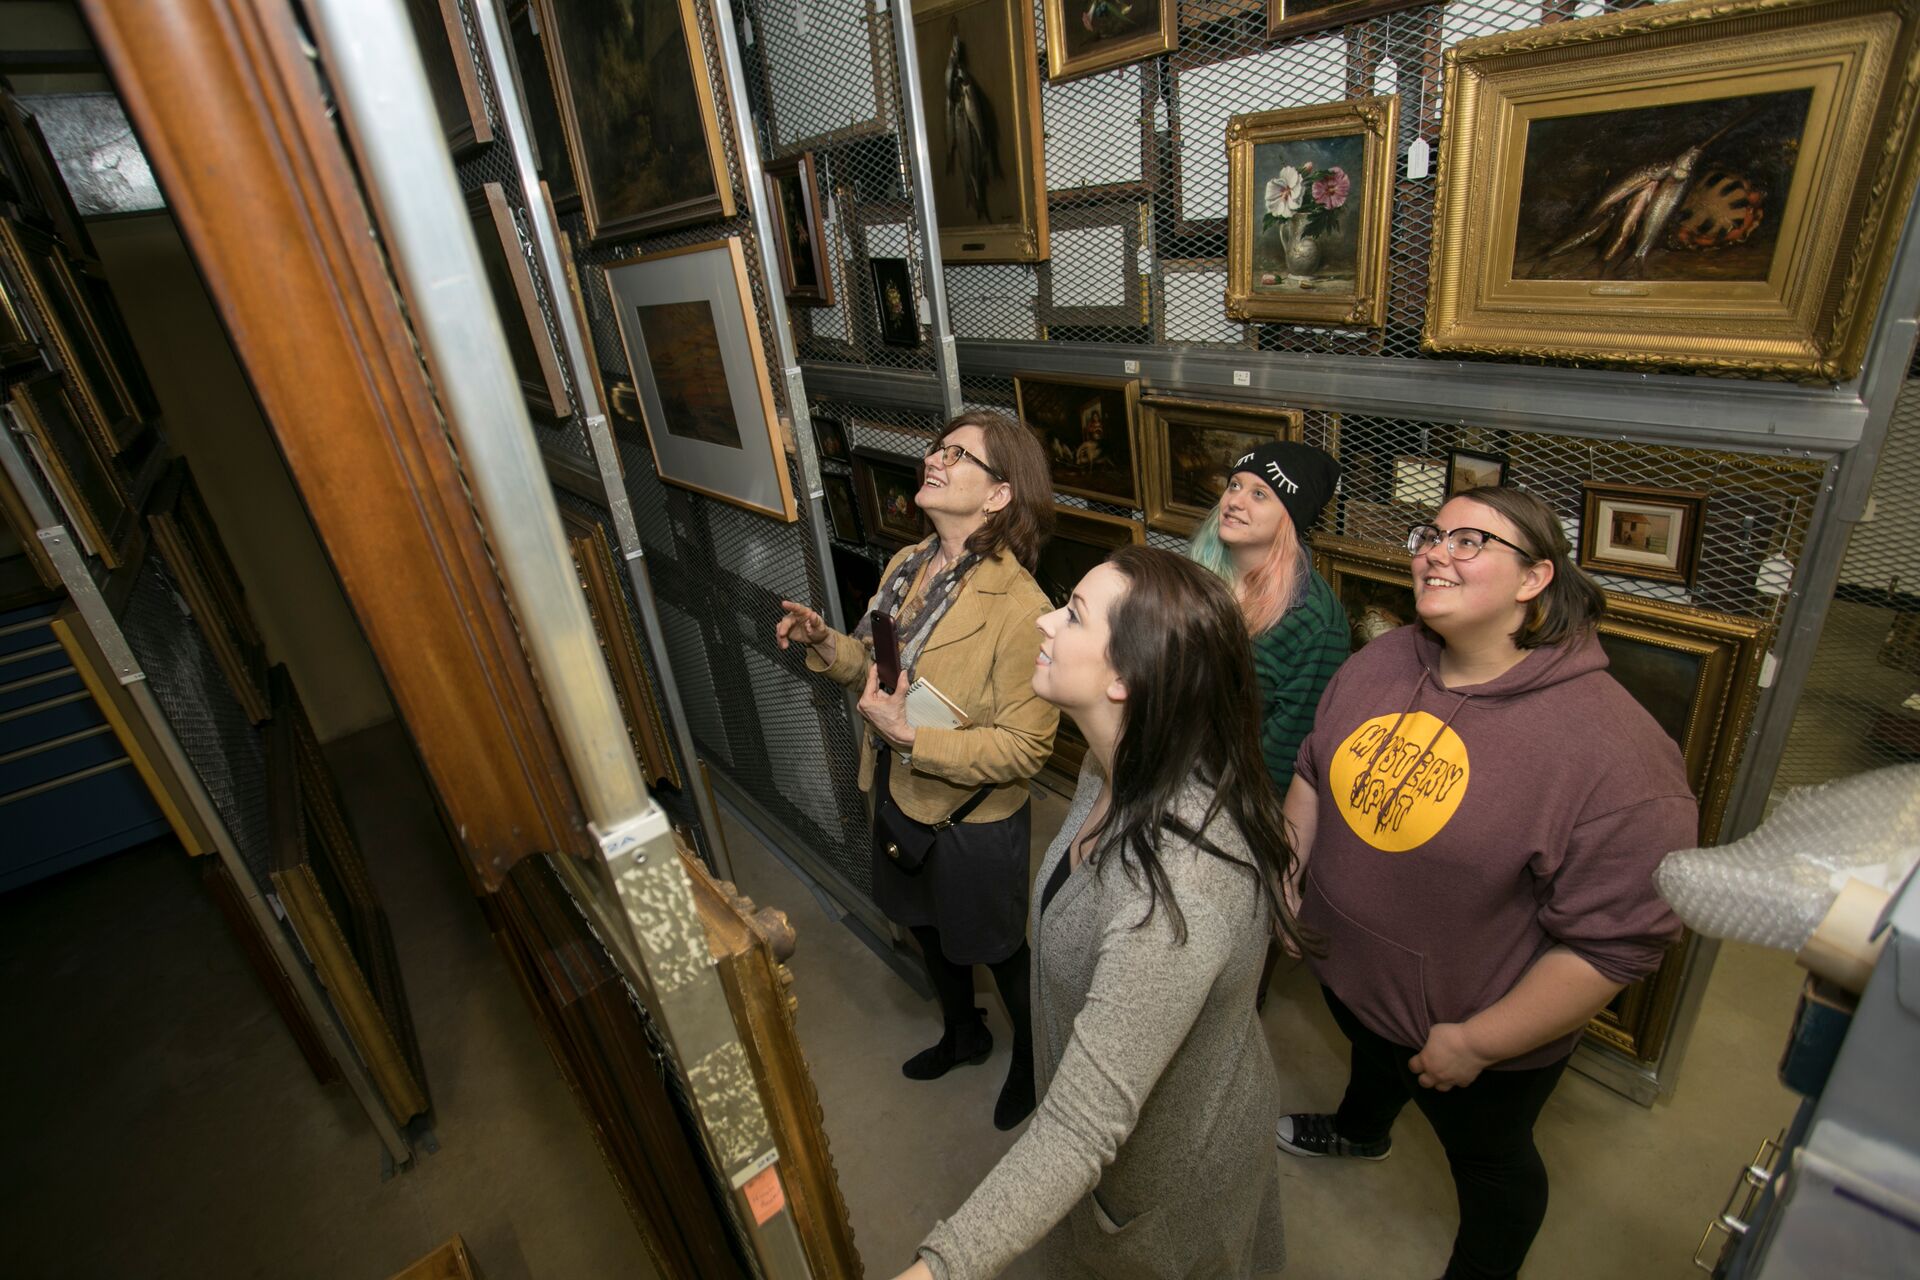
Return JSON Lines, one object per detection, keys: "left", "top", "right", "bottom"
{"left": 1295, "top": 624, "right": 1693, "bottom": 1069}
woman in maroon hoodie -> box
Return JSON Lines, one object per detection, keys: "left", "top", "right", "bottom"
{"left": 1277, "top": 486, "right": 1693, "bottom": 1280}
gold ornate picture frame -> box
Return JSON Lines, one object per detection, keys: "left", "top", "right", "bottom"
{"left": 1139, "top": 395, "right": 1304, "bottom": 536}
{"left": 1043, "top": 0, "right": 1177, "bottom": 83}
{"left": 1423, "top": 0, "right": 1920, "bottom": 379}
{"left": 0, "top": 218, "right": 141, "bottom": 458}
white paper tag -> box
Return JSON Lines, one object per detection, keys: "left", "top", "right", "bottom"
{"left": 1756, "top": 555, "right": 1794, "bottom": 596}
{"left": 918, "top": 294, "right": 932, "bottom": 324}
{"left": 742, "top": 12, "right": 754, "bottom": 43}
{"left": 1406, "top": 138, "right": 1431, "bottom": 181}
{"left": 793, "top": 1, "right": 809, "bottom": 35}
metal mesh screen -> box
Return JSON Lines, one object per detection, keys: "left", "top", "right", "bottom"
{"left": 1776, "top": 378, "right": 1920, "bottom": 792}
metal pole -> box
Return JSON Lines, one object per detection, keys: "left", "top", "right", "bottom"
{"left": 889, "top": 0, "right": 963, "bottom": 418}
{"left": 303, "top": 1, "right": 809, "bottom": 1267}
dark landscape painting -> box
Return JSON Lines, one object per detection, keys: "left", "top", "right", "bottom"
{"left": 772, "top": 168, "right": 820, "bottom": 293}
{"left": 636, "top": 300, "right": 741, "bottom": 448}
{"left": 1167, "top": 420, "right": 1284, "bottom": 513}
{"left": 1514, "top": 89, "right": 1811, "bottom": 283}
{"left": 1597, "top": 631, "right": 1703, "bottom": 760}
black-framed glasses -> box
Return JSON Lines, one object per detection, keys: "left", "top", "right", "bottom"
{"left": 926, "top": 442, "right": 1005, "bottom": 483}
{"left": 1406, "top": 524, "right": 1537, "bottom": 562}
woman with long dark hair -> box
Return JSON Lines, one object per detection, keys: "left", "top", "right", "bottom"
{"left": 890, "top": 546, "right": 1309, "bottom": 1280}
{"left": 1277, "top": 486, "right": 1693, "bottom": 1280}
{"left": 777, "top": 411, "right": 1057, "bottom": 1129}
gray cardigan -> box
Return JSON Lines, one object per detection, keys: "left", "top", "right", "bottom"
{"left": 918, "top": 761, "right": 1287, "bottom": 1280}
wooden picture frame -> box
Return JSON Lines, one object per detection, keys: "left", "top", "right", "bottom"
{"left": 1446, "top": 447, "right": 1507, "bottom": 496}
{"left": 1014, "top": 372, "right": 1141, "bottom": 507}
{"left": 810, "top": 414, "right": 850, "bottom": 465}
{"left": 602, "top": 239, "right": 797, "bottom": 522}
{"left": 406, "top": 0, "right": 494, "bottom": 156}
{"left": 1038, "top": 200, "right": 1148, "bottom": 333}
{"left": 1139, "top": 395, "right": 1304, "bottom": 536}
{"left": 148, "top": 459, "right": 270, "bottom": 722}
{"left": 1267, "top": 0, "right": 1436, "bottom": 41}
{"left": 1043, "top": 0, "right": 1177, "bottom": 83}
{"left": 868, "top": 257, "right": 922, "bottom": 348}
{"left": 510, "top": 2, "right": 580, "bottom": 213}
{"left": 912, "top": 0, "right": 1050, "bottom": 263}
{"left": 1227, "top": 96, "right": 1399, "bottom": 327}
{"left": 559, "top": 506, "right": 682, "bottom": 791}
{"left": 1578, "top": 484, "right": 1708, "bottom": 586}
{"left": 1423, "top": 0, "right": 1920, "bottom": 379}
{"left": 533, "top": 0, "right": 736, "bottom": 242}
{"left": 765, "top": 153, "right": 835, "bottom": 306}
{"left": 468, "top": 182, "right": 571, "bottom": 421}
{"left": 0, "top": 218, "right": 141, "bottom": 458}
{"left": 6, "top": 371, "right": 135, "bottom": 570}
{"left": 821, "top": 471, "right": 864, "bottom": 543}
{"left": 0, "top": 90, "right": 95, "bottom": 261}
{"left": 754, "top": 0, "right": 891, "bottom": 154}
{"left": 831, "top": 544, "right": 883, "bottom": 632}
{"left": 851, "top": 447, "right": 928, "bottom": 549}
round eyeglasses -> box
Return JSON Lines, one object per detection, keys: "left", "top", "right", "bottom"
{"left": 925, "top": 442, "right": 1006, "bottom": 483}
{"left": 1406, "top": 524, "right": 1537, "bottom": 562}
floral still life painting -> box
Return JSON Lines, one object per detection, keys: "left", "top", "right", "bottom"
{"left": 1254, "top": 141, "right": 1364, "bottom": 297}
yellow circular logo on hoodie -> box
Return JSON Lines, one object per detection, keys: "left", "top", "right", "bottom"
{"left": 1327, "top": 711, "right": 1470, "bottom": 853}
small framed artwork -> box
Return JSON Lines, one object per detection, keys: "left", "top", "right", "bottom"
{"left": 765, "top": 153, "right": 834, "bottom": 307}
{"left": 912, "top": 0, "right": 1050, "bottom": 263}
{"left": 510, "top": 2, "right": 579, "bottom": 212}
{"left": 1423, "top": 0, "right": 1920, "bottom": 379}
{"left": 810, "top": 414, "right": 850, "bottom": 464}
{"left": 1138, "top": 395, "right": 1304, "bottom": 536}
{"left": 1227, "top": 96, "right": 1398, "bottom": 327}
{"left": 851, "top": 447, "right": 928, "bottom": 548}
{"left": 1578, "top": 484, "right": 1708, "bottom": 586}
{"left": 467, "top": 182, "right": 570, "bottom": 421}
{"left": 1311, "top": 534, "right": 1417, "bottom": 653}
{"left": 1446, "top": 448, "right": 1507, "bottom": 496}
{"left": 0, "top": 218, "right": 140, "bottom": 458}
{"left": 1391, "top": 456, "right": 1446, "bottom": 509}
{"left": 869, "top": 257, "right": 921, "bottom": 347}
{"left": 602, "top": 238, "right": 797, "bottom": 522}
{"left": 1036, "top": 504, "right": 1146, "bottom": 611}
{"left": 1043, "top": 0, "right": 1177, "bottom": 83}
{"left": 1014, "top": 373, "right": 1141, "bottom": 507}
{"left": 406, "top": 0, "right": 493, "bottom": 156}
{"left": 1267, "top": 0, "right": 1435, "bottom": 41}
{"left": 533, "top": 0, "right": 735, "bottom": 242}
{"left": 7, "top": 370, "right": 135, "bottom": 569}
{"left": 821, "top": 472, "right": 864, "bottom": 543}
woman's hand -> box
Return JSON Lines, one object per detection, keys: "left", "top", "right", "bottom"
{"left": 775, "top": 600, "right": 830, "bottom": 652}
{"left": 859, "top": 663, "right": 917, "bottom": 751}
{"left": 1409, "top": 1022, "right": 1492, "bottom": 1091}
{"left": 888, "top": 1261, "right": 934, "bottom": 1280}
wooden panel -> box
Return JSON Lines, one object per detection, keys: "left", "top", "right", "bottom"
{"left": 200, "top": 852, "right": 339, "bottom": 1087}
{"left": 387, "top": 1234, "right": 478, "bottom": 1280}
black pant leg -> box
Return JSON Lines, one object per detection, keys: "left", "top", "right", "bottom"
{"left": 1407, "top": 1055, "right": 1569, "bottom": 1280}
{"left": 910, "top": 924, "right": 979, "bottom": 1030}
{"left": 1321, "top": 985, "right": 1414, "bottom": 1144}
{"left": 988, "top": 942, "right": 1033, "bottom": 1072}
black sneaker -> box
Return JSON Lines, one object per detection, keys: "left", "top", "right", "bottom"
{"left": 1275, "top": 1112, "right": 1391, "bottom": 1160}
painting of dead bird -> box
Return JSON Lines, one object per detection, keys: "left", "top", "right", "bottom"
{"left": 913, "top": 0, "right": 1049, "bottom": 261}
{"left": 1014, "top": 373, "right": 1140, "bottom": 506}
{"left": 1514, "top": 89, "right": 1811, "bottom": 282}
{"left": 1044, "top": 0, "right": 1176, "bottom": 82}
{"left": 534, "top": 0, "right": 734, "bottom": 241}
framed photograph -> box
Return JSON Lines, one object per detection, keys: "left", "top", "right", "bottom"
{"left": 821, "top": 472, "right": 864, "bottom": 543}
{"left": 1014, "top": 373, "right": 1141, "bottom": 507}
{"left": 406, "top": 0, "right": 493, "bottom": 156}
{"left": 533, "top": 0, "right": 736, "bottom": 242}
{"left": 602, "top": 238, "right": 797, "bottom": 521}
{"left": 1267, "top": 0, "right": 1436, "bottom": 41}
{"left": 1446, "top": 447, "right": 1507, "bottom": 496}
{"left": 1038, "top": 200, "right": 1147, "bottom": 332}
{"left": 1578, "top": 484, "right": 1708, "bottom": 586}
{"left": 1138, "top": 395, "right": 1304, "bottom": 536}
{"left": 1391, "top": 455, "right": 1446, "bottom": 508}
{"left": 766, "top": 153, "right": 835, "bottom": 306}
{"left": 912, "top": 0, "right": 1050, "bottom": 263}
{"left": 851, "top": 448, "right": 929, "bottom": 548}
{"left": 6, "top": 371, "right": 135, "bottom": 569}
{"left": 0, "top": 218, "right": 140, "bottom": 458}
{"left": 468, "top": 183, "right": 570, "bottom": 421}
{"left": 510, "top": 2, "right": 580, "bottom": 212}
{"left": 149, "top": 460, "right": 270, "bottom": 723}
{"left": 1227, "top": 96, "right": 1399, "bottom": 327}
{"left": 1043, "top": 0, "right": 1177, "bottom": 83}
{"left": 559, "top": 506, "right": 682, "bottom": 790}
{"left": 810, "top": 414, "right": 850, "bottom": 464}
{"left": 1424, "top": 0, "right": 1920, "bottom": 379}
{"left": 831, "top": 544, "right": 883, "bottom": 631}
{"left": 868, "top": 257, "right": 922, "bottom": 347}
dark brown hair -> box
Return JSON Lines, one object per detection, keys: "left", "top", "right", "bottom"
{"left": 1451, "top": 485, "right": 1606, "bottom": 648}
{"left": 1080, "top": 546, "right": 1318, "bottom": 955}
{"left": 942, "top": 410, "right": 1053, "bottom": 571}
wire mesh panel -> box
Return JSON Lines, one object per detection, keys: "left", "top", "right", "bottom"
{"left": 1776, "top": 378, "right": 1920, "bottom": 793}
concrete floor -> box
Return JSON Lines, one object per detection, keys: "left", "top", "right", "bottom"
{"left": 0, "top": 718, "right": 1808, "bottom": 1279}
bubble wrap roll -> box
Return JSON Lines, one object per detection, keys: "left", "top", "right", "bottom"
{"left": 1653, "top": 764, "right": 1920, "bottom": 951}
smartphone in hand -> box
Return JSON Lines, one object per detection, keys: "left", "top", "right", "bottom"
{"left": 870, "top": 610, "right": 900, "bottom": 694}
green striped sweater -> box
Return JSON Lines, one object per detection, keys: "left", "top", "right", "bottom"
{"left": 1252, "top": 569, "right": 1351, "bottom": 795}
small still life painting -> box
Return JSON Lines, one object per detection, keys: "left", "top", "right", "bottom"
{"left": 1252, "top": 137, "right": 1365, "bottom": 297}
{"left": 852, "top": 447, "right": 929, "bottom": 548}
{"left": 1044, "top": 0, "right": 1176, "bottom": 82}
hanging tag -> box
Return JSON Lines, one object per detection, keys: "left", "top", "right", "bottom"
{"left": 1406, "top": 137, "right": 1431, "bottom": 181}
{"left": 1372, "top": 56, "right": 1398, "bottom": 100}
{"left": 741, "top": 12, "right": 754, "bottom": 44}
{"left": 1755, "top": 555, "right": 1794, "bottom": 596}
{"left": 917, "top": 294, "right": 932, "bottom": 324}
{"left": 794, "top": 0, "right": 810, "bottom": 35}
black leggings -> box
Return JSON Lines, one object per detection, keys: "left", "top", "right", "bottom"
{"left": 1324, "top": 986, "right": 1569, "bottom": 1280}
{"left": 911, "top": 924, "right": 1031, "bottom": 1058}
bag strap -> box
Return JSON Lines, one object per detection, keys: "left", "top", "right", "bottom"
{"left": 875, "top": 741, "right": 995, "bottom": 830}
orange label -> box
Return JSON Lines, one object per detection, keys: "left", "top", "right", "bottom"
{"left": 744, "top": 1164, "right": 786, "bottom": 1225}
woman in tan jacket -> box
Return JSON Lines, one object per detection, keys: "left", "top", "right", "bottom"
{"left": 777, "top": 410, "right": 1057, "bottom": 1129}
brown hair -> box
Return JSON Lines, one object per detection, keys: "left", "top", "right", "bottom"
{"left": 1082, "top": 545, "right": 1318, "bottom": 955}
{"left": 942, "top": 410, "right": 1053, "bottom": 571}
{"left": 1451, "top": 485, "right": 1606, "bottom": 648}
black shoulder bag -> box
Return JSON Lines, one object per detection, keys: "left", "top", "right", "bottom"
{"left": 872, "top": 744, "right": 994, "bottom": 874}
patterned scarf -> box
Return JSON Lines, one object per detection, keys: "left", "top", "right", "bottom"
{"left": 852, "top": 538, "right": 981, "bottom": 679}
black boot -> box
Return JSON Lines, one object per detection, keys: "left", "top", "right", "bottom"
{"left": 990, "top": 944, "right": 1036, "bottom": 1130}
{"left": 902, "top": 1009, "right": 992, "bottom": 1080}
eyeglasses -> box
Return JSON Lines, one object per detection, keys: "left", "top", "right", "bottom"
{"left": 1406, "top": 524, "right": 1537, "bottom": 562}
{"left": 926, "top": 442, "right": 1006, "bottom": 483}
